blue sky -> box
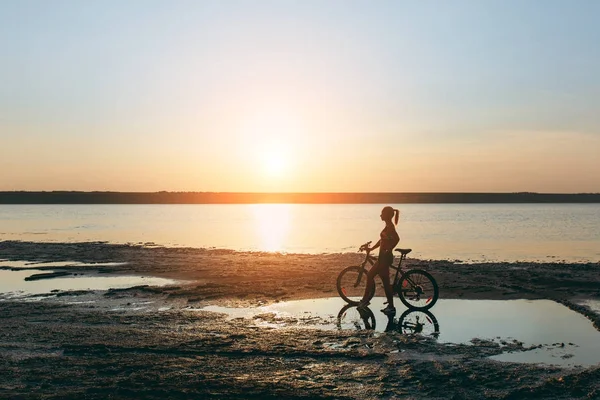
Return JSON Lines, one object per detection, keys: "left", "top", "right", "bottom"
{"left": 1, "top": 1, "right": 599, "bottom": 192}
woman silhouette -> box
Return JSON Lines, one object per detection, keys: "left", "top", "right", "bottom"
{"left": 359, "top": 206, "right": 400, "bottom": 314}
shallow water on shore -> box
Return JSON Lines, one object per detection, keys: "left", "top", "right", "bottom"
{"left": 202, "top": 297, "right": 600, "bottom": 368}
{"left": 0, "top": 268, "right": 177, "bottom": 299}
{"left": 0, "top": 260, "right": 128, "bottom": 269}
{"left": 576, "top": 299, "right": 600, "bottom": 314}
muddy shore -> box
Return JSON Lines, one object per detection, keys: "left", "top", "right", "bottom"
{"left": 1, "top": 241, "right": 599, "bottom": 399}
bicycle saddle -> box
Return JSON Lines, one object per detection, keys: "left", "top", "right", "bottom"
{"left": 395, "top": 248, "right": 412, "bottom": 255}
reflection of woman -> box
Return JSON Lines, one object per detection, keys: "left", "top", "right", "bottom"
{"left": 384, "top": 313, "right": 396, "bottom": 332}
{"left": 359, "top": 206, "right": 400, "bottom": 315}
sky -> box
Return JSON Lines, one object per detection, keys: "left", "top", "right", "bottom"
{"left": 1, "top": 0, "right": 599, "bottom": 193}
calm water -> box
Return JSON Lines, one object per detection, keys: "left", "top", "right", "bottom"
{"left": 1, "top": 204, "right": 599, "bottom": 262}
{"left": 0, "top": 268, "right": 177, "bottom": 300}
{"left": 203, "top": 297, "right": 600, "bottom": 367}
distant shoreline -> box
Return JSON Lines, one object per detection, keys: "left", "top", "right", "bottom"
{"left": 1, "top": 191, "right": 600, "bottom": 204}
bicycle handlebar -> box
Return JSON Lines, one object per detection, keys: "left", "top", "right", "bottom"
{"left": 359, "top": 241, "right": 372, "bottom": 253}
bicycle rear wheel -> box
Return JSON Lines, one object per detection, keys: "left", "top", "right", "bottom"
{"left": 398, "top": 309, "right": 439, "bottom": 337}
{"left": 397, "top": 269, "right": 439, "bottom": 310}
{"left": 336, "top": 266, "right": 375, "bottom": 305}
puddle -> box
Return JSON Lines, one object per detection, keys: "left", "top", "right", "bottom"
{"left": 0, "top": 269, "right": 177, "bottom": 299}
{"left": 0, "top": 260, "right": 128, "bottom": 269}
{"left": 202, "top": 297, "right": 600, "bottom": 368}
{"left": 110, "top": 301, "right": 156, "bottom": 312}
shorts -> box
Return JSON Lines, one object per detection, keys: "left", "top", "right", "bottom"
{"left": 379, "top": 251, "right": 393, "bottom": 266}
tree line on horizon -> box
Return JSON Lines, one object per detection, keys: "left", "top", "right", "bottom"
{"left": 1, "top": 191, "right": 599, "bottom": 204}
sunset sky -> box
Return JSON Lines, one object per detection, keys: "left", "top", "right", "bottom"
{"left": 1, "top": 0, "right": 599, "bottom": 193}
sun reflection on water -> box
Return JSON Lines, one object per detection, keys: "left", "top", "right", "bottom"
{"left": 251, "top": 204, "right": 292, "bottom": 252}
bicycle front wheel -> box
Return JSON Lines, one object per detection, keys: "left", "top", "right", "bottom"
{"left": 397, "top": 269, "right": 439, "bottom": 310}
{"left": 336, "top": 303, "right": 376, "bottom": 331}
{"left": 336, "top": 266, "right": 375, "bottom": 305}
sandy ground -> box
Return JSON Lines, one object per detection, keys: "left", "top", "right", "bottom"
{"left": 1, "top": 241, "right": 600, "bottom": 399}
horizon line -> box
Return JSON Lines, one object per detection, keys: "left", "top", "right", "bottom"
{"left": 2, "top": 190, "right": 600, "bottom": 195}
{"left": 1, "top": 191, "right": 600, "bottom": 205}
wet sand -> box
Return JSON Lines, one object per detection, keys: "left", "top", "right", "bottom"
{"left": 1, "top": 241, "right": 599, "bottom": 399}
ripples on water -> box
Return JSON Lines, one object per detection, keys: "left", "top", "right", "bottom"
{"left": 1, "top": 204, "right": 599, "bottom": 262}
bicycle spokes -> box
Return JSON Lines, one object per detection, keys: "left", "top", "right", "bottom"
{"left": 398, "top": 269, "right": 439, "bottom": 310}
{"left": 399, "top": 309, "right": 439, "bottom": 336}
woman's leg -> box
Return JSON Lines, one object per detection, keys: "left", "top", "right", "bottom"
{"left": 360, "top": 261, "right": 380, "bottom": 304}
{"left": 378, "top": 263, "right": 395, "bottom": 308}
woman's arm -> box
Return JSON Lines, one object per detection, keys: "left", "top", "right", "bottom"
{"left": 368, "top": 240, "right": 381, "bottom": 252}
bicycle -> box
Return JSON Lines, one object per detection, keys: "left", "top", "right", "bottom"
{"left": 336, "top": 303, "right": 440, "bottom": 338}
{"left": 336, "top": 241, "right": 439, "bottom": 310}
{"left": 336, "top": 303, "right": 376, "bottom": 331}
{"left": 396, "top": 309, "right": 439, "bottom": 337}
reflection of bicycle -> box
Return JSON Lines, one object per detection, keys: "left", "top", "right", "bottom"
{"left": 336, "top": 303, "right": 376, "bottom": 330}
{"left": 336, "top": 241, "right": 439, "bottom": 310}
{"left": 336, "top": 304, "right": 440, "bottom": 338}
{"left": 395, "top": 309, "right": 439, "bottom": 337}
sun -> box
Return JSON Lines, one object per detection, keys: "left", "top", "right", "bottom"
{"left": 259, "top": 138, "right": 291, "bottom": 178}
{"left": 240, "top": 108, "right": 303, "bottom": 181}
{"left": 263, "top": 151, "right": 287, "bottom": 177}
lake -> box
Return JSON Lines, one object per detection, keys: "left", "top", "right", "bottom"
{"left": 1, "top": 204, "right": 599, "bottom": 262}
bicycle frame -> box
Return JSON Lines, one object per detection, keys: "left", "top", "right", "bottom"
{"left": 358, "top": 249, "right": 416, "bottom": 291}
{"left": 358, "top": 249, "right": 408, "bottom": 283}
{"left": 390, "top": 253, "right": 409, "bottom": 287}
{"left": 356, "top": 252, "right": 377, "bottom": 286}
